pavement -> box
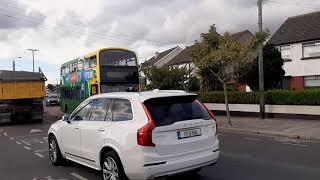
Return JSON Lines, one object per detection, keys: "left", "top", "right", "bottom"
{"left": 217, "top": 115, "right": 320, "bottom": 141}
{"left": 0, "top": 106, "right": 320, "bottom": 180}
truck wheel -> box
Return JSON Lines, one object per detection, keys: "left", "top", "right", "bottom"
{"left": 35, "top": 119, "right": 43, "bottom": 124}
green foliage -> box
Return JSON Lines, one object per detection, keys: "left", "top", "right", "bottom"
{"left": 189, "top": 25, "right": 268, "bottom": 91}
{"left": 47, "top": 84, "right": 54, "bottom": 92}
{"left": 145, "top": 66, "right": 189, "bottom": 90}
{"left": 198, "top": 89, "right": 320, "bottom": 105}
{"left": 187, "top": 76, "right": 200, "bottom": 92}
{"left": 242, "top": 43, "right": 285, "bottom": 90}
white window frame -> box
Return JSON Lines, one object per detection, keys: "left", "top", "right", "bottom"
{"left": 303, "top": 41, "right": 320, "bottom": 58}
{"left": 280, "top": 45, "right": 291, "bottom": 60}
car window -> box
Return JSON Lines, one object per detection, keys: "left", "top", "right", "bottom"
{"left": 112, "top": 99, "right": 133, "bottom": 121}
{"left": 71, "top": 102, "right": 92, "bottom": 121}
{"left": 143, "top": 95, "right": 211, "bottom": 127}
{"left": 89, "top": 98, "right": 112, "bottom": 121}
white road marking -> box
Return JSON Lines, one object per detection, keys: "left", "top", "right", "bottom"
{"left": 282, "top": 142, "right": 308, "bottom": 147}
{"left": 3, "top": 132, "right": 8, "bottom": 136}
{"left": 70, "top": 172, "right": 88, "bottom": 180}
{"left": 34, "top": 149, "right": 48, "bottom": 152}
{"left": 9, "top": 137, "right": 14, "bottom": 140}
{"left": 244, "top": 137, "right": 261, "bottom": 141}
{"left": 16, "top": 141, "right": 22, "bottom": 145}
{"left": 29, "top": 129, "right": 43, "bottom": 134}
{"left": 24, "top": 146, "right": 31, "bottom": 150}
{"left": 21, "top": 140, "right": 31, "bottom": 146}
{"left": 34, "top": 153, "right": 44, "bottom": 158}
{"left": 42, "top": 137, "right": 48, "bottom": 142}
{"left": 12, "top": 133, "right": 48, "bottom": 139}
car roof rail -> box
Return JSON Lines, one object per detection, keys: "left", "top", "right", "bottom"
{"left": 152, "top": 89, "right": 186, "bottom": 93}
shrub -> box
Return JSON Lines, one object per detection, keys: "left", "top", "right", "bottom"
{"left": 187, "top": 76, "right": 200, "bottom": 92}
{"left": 198, "top": 89, "right": 320, "bottom": 105}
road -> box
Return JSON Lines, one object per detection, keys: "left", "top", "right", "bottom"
{"left": 0, "top": 106, "right": 320, "bottom": 180}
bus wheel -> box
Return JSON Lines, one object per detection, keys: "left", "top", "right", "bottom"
{"left": 65, "top": 105, "right": 68, "bottom": 114}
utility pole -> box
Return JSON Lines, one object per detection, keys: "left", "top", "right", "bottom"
{"left": 258, "top": 0, "right": 265, "bottom": 119}
{"left": 27, "top": 49, "right": 39, "bottom": 72}
{"left": 12, "top": 57, "right": 21, "bottom": 71}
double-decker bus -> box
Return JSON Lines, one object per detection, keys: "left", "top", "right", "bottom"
{"left": 60, "top": 48, "right": 139, "bottom": 113}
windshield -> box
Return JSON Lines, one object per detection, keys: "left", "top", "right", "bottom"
{"left": 99, "top": 50, "right": 139, "bottom": 84}
{"left": 100, "top": 49, "right": 137, "bottom": 66}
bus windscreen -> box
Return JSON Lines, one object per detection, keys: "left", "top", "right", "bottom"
{"left": 99, "top": 50, "right": 139, "bottom": 84}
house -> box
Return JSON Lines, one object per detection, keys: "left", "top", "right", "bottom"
{"left": 269, "top": 11, "right": 320, "bottom": 90}
{"left": 167, "top": 30, "right": 254, "bottom": 75}
{"left": 166, "top": 30, "right": 254, "bottom": 92}
{"left": 140, "top": 46, "right": 183, "bottom": 70}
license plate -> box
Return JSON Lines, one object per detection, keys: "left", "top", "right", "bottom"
{"left": 177, "top": 128, "right": 202, "bottom": 139}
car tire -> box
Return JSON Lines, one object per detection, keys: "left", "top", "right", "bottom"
{"left": 101, "top": 151, "right": 127, "bottom": 180}
{"left": 49, "top": 135, "right": 65, "bottom": 166}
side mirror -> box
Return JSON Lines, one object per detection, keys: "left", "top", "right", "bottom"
{"left": 62, "top": 114, "right": 70, "bottom": 123}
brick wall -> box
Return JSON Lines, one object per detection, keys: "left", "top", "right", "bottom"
{"left": 290, "top": 76, "right": 304, "bottom": 90}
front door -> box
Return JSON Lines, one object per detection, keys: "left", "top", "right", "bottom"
{"left": 61, "top": 101, "right": 92, "bottom": 157}
{"left": 80, "top": 98, "right": 112, "bottom": 165}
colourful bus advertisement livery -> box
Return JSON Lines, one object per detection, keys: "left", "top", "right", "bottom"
{"left": 60, "top": 48, "right": 139, "bottom": 113}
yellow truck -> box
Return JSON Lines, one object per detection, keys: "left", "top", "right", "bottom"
{"left": 0, "top": 70, "right": 46, "bottom": 123}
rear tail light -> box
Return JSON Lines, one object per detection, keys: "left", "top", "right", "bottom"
{"left": 201, "top": 102, "right": 218, "bottom": 135}
{"left": 137, "top": 103, "right": 155, "bottom": 147}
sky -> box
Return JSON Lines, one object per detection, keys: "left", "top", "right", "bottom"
{"left": 0, "top": 0, "right": 319, "bottom": 84}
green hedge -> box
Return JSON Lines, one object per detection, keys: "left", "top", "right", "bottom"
{"left": 198, "top": 89, "right": 320, "bottom": 105}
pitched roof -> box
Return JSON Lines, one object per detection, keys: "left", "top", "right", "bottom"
{"left": 141, "top": 46, "right": 179, "bottom": 69}
{"left": 167, "top": 46, "right": 193, "bottom": 66}
{"left": 167, "top": 30, "right": 254, "bottom": 66}
{"left": 0, "top": 70, "right": 46, "bottom": 81}
{"left": 230, "top": 30, "right": 254, "bottom": 43}
{"left": 269, "top": 11, "right": 320, "bottom": 45}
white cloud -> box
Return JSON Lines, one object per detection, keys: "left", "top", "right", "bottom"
{"left": 0, "top": 0, "right": 319, "bottom": 83}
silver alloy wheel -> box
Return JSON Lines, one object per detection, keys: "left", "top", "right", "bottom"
{"left": 103, "top": 157, "right": 119, "bottom": 180}
{"left": 49, "top": 139, "right": 57, "bottom": 163}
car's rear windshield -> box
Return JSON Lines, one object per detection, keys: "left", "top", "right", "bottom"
{"left": 144, "top": 95, "right": 211, "bottom": 127}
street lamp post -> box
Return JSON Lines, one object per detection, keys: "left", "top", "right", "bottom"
{"left": 27, "top": 49, "right": 39, "bottom": 72}
{"left": 13, "top": 57, "right": 22, "bottom": 71}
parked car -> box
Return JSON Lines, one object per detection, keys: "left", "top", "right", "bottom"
{"left": 48, "top": 90, "right": 219, "bottom": 180}
{"left": 45, "top": 94, "right": 60, "bottom": 106}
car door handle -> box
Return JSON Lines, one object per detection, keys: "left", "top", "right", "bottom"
{"left": 74, "top": 127, "right": 80, "bottom": 130}
{"left": 98, "top": 128, "right": 105, "bottom": 132}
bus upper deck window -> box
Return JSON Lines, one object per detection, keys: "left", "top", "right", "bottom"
{"left": 78, "top": 60, "right": 84, "bottom": 70}
{"left": 65, "top": 65, "right": 70, "bottom": 73}
{"left": 84, "top": 58, "right": 90, "bottom": 69}
{"left": 89, "top": 56, "right": 97, "bottom": 68}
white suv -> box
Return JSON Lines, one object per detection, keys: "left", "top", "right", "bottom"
{"left": 48, "top": 90, "right": 219, "bottom": 180}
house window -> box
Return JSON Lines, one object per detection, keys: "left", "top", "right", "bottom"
{"left": 280, "top": 45, "right": 291, "bottom": 60}
{"left": 303, "top": 41, "right": 320, "bottom": 58}
{"left": 304, "top": 76, "right": 320, "bottom": 87}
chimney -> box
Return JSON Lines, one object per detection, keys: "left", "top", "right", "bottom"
{"left": 155, "top": 52, "right": 159, "bottom": 58}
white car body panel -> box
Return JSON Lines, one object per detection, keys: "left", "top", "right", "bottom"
{"left": 48, "top": 90, "right": 219, "bottom": 180}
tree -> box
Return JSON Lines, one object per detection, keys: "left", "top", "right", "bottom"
{"left": 47, "top": 84, "right": 55, "bottom": 92}
{"left": 242, "top": 43, "right": 285, "bottom": 90}
{"left": 190, "top": 25, "right": 267, "bottom": 125}
{"left": 145, "top": 66, "right": 189, "bottom": 90}
{"left": 186, "top": 76, "right": 201, "bottom": 92}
